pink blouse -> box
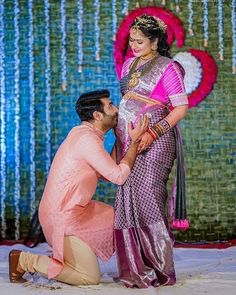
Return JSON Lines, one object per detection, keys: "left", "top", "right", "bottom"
{"left": 39, "top": 122, "right": 131, "bottom": 279}
{"left": 121, "top": 57, "right": 188, "bottom": 107}
{"left": 151, "top": 61, "right": 188, "bottom": 106}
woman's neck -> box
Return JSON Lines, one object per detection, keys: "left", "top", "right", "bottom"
{"left": 138, "top": 52, "right": 158, "bottom": 67}
{"left": 140, "top": 51, "right": 158, "bottom": 61}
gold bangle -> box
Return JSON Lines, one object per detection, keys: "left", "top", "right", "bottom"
{"left": 153, "top": 124, "right": 164, "bottom": 137}
{"left": 152, "top": 119, "right": 171, "bottom": 138}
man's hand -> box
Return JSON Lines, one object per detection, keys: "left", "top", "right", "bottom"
{"left": 128, "top": 114, "right": 149, "bottom": 143}
{"left": 137, "top": 132, "right": 155, "bottom": 154}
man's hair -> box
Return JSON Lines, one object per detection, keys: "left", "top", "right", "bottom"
{"left": 75, "top": 89, "right": 110, "bottom": 121}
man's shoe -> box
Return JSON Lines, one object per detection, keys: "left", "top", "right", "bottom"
{"left": 9, "top": 250, "right": 26, "bottom": 283}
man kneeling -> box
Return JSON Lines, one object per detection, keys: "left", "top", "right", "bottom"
{"left": 9, "top": 89, "right": 148, "bottom": 285}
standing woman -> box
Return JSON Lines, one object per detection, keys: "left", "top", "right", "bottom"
{"left": 114, "top": 14, "right": 189, "bottom": 288}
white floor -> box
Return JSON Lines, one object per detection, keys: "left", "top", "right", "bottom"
{"left": 0, "top": 243, "right": 236, "bottom": 295}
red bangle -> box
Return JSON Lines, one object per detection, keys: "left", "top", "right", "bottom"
{"left": 147, "top": 127, "right": 157, "bottom": 140}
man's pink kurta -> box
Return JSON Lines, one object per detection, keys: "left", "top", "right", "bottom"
{"left": 38, "top": 122, "right": 131, "bottom": 279}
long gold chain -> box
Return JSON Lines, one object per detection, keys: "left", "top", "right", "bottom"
{"left": 127, "top": 55, "right": 158, "bottom": 89}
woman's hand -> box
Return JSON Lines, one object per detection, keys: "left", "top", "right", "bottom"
{"left": 137, "top": 132, "right": 155, "bottom": 154}
{"left": 123, "top": 91, "right": 134, "bottom": 100}
{"left": 128, "top": 114, "right": 149, "bottom": 143}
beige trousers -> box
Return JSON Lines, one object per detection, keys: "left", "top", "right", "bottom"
{"left": 19, "top": 236, "right": 101, "bottom": 285}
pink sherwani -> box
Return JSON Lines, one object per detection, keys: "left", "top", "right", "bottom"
{"left": 38, "top": 122, "right": 131, "bottom": 279}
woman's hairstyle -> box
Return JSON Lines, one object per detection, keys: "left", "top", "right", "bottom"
{"left": 75, "top": 89, "right": 110, "bottom": 121}
{"left": 130, "top": 14, "right": 171, "bottom": 58}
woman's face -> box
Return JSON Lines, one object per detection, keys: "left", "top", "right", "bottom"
{"left": 129, "top": 28, "right": 154, "bottom": 58}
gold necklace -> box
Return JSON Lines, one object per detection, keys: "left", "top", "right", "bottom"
{"left": 128, "top": 71, "right": 141, "bottom": 88}
{"left": 140, "top": 52, "right": 157, "bottom": 61}
{"left": 128, "top": 54, "right": 158, "bottom": 89}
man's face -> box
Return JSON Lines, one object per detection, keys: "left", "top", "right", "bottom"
{"left": 100, "top": 97, "right": 118, "bottom": 129}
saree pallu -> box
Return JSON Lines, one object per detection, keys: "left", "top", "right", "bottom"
{"left": 114, "top": 98, "right": 176, "bottom": 288}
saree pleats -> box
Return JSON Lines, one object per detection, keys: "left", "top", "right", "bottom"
{"left": 115, "top": 108, "right": 176, "bottom": 288}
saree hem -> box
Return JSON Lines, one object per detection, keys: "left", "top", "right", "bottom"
{"left": 114, "top": 223, "right": 176, "bottom": 288}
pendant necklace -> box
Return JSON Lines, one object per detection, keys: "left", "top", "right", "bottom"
{"left": 127, "top": 54, "right": 158, "bottom": 90}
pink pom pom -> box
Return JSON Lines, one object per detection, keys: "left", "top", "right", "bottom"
{"left": 171, "top": 219, "right": 190, "bottom": 231}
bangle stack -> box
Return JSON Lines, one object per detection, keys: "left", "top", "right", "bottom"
{"left": 148, "top": 119, "right": 171, "bottom": 140}
{"left": 147, "top": 127, "right": 157, "bottom": 140}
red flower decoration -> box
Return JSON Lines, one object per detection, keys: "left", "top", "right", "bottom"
{"left": 187, "top": 49, "right": 217, "bottom": 108}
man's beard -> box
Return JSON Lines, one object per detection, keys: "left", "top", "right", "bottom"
{"left": 106, "top": 114, "right": 118, "bottom": 128}
{"left": 113, "top": 114, "right": 118, "bottom": 127}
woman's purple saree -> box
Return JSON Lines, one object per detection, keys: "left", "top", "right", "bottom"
{"left": 114, "top": 56, "right": 189, "bottom": 288}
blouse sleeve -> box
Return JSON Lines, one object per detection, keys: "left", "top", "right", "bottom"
{"left": 78, "top": 135, "right": 131, "bottom": 185}
{"left": 162, "top": 61, "right": 189, "bottom": 107}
